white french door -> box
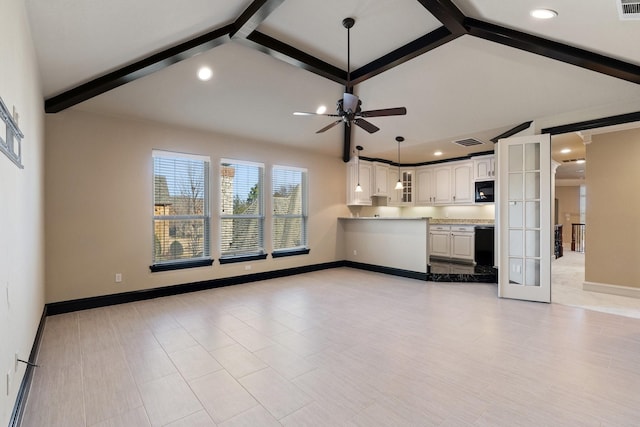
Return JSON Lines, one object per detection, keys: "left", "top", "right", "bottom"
{"left": 497, "top": 134, "right": 551, "bottom": 302}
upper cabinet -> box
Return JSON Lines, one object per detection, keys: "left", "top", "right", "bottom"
{"left": 372, "top": 162, "right": 389, "bottom": 196}
{"left": 416, "top": 167, "right": 435, "bottom": 205}
{"left": 399, "top": 169, "right": 415, "bottom": 205}
{"left": 347, "top": 154, "right": 494, "bottom": 207}
{"left": 346, "top": 158, "right": 372, "bottom": 206}
{"left": 473, "top": 155, "right": 495, "bottom": 180}
{"left": 451, "top": 161, "right": 473, "bottom": 204}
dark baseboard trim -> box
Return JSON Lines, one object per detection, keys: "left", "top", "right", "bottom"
{"left": 9, "top": 306, "right": 48, "bottom": 427}
{"left": 46, "top": 261, "right": 346, "bottom": 315}
{"left": 344, "top": 261, "right": 428, "bottom": 281}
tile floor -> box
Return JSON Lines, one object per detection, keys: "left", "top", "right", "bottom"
{"left": 23, "top": 267, "right": 640, "bottom": 426}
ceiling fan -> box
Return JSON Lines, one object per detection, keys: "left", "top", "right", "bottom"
{"left": 293, "top": 17, "right": 407, "bottom": 134}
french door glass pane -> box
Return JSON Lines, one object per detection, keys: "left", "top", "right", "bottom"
{"left": 509, "top": 173, "right": 523, "bottom": 199}
{"left": 509, "top": 230, "right": 523, "bottom": 257}
{"left": 525, "top": 259, "right": 541, "bottom": 286}
{"left": 525, "top": 201, "right": 540, "bottom": 228}
{"left": 509, "top": 201, "right": 523, "bottom": 228}
{"left": 525, "top": 230, "right": 540, "bottom": 257}
{"left": 525, "top": 143, "right": 540, "bottom": 170}
{"left": 525, "top": 172, "right": 540, "bottom": 199}
{"left": 509, "top": 145, "right": 523, "bottom": 172}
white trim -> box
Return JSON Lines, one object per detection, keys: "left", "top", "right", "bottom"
{"left": 221, "top": 158, "right": 265, "bottom": 168}
{"left": 273, "top": 164, "right": 307, "bottom": 173}
{"left": 583, "top": 281, "right": 640, "bottom": 299}
{"left": 152, "top": 149, "right": 210, "bottom": 162}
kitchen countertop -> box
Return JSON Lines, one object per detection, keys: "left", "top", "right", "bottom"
{"left": 429, "top": 218, "right": 494, "bottom": 225}
{"left": 338, "top": 217, "right": 431, "bottom": 220}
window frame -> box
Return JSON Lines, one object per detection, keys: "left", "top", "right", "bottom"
{"left": 219, "top": 159, "right": 266, "bottom": 263}
{"left": 150, "top": 150, "right": 212, "bottom": 271}
{"left": 271, "top": 165, "right": 309, "bottom": 258}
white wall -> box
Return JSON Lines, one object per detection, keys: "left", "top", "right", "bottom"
{"left": 45, "top": 109, "right": 349, "bottom": 303}
{"left": 0, "top": 0, "right": 46, "bottom": 424}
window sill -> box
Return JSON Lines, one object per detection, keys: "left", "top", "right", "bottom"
{"left": 150, "top": 258, "right": 214, "bottom": 272}
{"left": 272, "top": 248, "right": 310, "bottom": 258}
{"left": 219, "top": 253, "right": 268, "bottom": 264}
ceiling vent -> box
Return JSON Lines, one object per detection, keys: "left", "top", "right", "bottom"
{"left": 618, "top": 0, "right": 640, "bottom": 20}
{"left": 452, "top": 138, "right": 485, "bottom": 147}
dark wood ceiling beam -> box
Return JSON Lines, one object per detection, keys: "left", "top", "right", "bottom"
{"left": 466, "top": 18, "right": 640, "bottom": 85}
{"left": 350, "top": 26, "right": 458, "bottom": 85}
{"left": 415, "top": 0, "right": 467, "bottom": 35}
{"left": 541, "top": 111, "right": 640, "bottom": 135}
{"left": 245, "top": 31, "right": 347, "bottom": 85}
{"left": 231, "top": 0, "right": 286, "bottom": 39}
{"left": 44, "top": 25, "right": 233, "bottom": 113}
{"left": 490, "top": 121, "right": 533, "bottom": 143}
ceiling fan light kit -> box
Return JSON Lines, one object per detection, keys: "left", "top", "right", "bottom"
{"left": 293, "top": 17, "right": 407, "bottom": 136}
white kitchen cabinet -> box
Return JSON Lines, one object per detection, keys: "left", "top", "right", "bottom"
{"left": 346, "top": 159, "right": 372, "bottom": 206}
{"left": 429, "top": 224, "right": 475, "bottom": 262}
{"left": 416, "top": 166, "right": 435, "bottom": 205}
{"left": 433, "top": 166, "right": 452, "bottom": 204}
{"left": 429, "top": 225, "right": 451, "bottom": 258}
{"left": 372, "top": 162, "right": 389, "bottom": 196}
{"left": 473, "top": 155, "right": 495, "bottom": 180}
{"left": 387, "top": 167, "right": 402, "bottom": 205}
{"left": 399, "top": 168, "right": 415, "bottom": 206}
{"left": 452, "top": 162, "right": 473, "bottom": 204}
{"left": 450, "top": 225, "right": 475, "bottom": 261}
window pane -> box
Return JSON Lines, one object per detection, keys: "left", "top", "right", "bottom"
{"left": 220, "top": 160, "right": 264, "bottom": 257}
{"left": 154, "top": 218, "right": 209, "bottom": 262}
{"left": 272, "top": 166, "right": 308, "bottom": 252}
{"left": 221, "top": 218, "right": 263, "bottom": 256}
{"left": 152, "top": 151, "right": 210, "bottom": 265}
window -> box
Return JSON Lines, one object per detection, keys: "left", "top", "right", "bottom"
{"left": 272, "top": 166, "right": 308, "bottom": 256}
{"left": 152, "top": 150, "right": 211, "bottom": 270}
{"left": 220, "top": 159, "right": 265, "bottom": 261}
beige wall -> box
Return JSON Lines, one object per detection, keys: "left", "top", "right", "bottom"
{"left": 0, "top": 0, "right": 46, "bottom": 424}
{"left": 45, "top": 109, "right": 349, "bottom": 303}
{"left": 585, "top": 128, "right": 640, "bottom": 289}
{"left": 555, "top": 185, "right": 580, "bottom": 246}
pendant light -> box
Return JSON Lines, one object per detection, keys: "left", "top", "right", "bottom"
{"left": 395, "top": 136, "right": 404, "bottom": 190}
{"left": 355, "top": 145, "right": 363, "bottom": 193}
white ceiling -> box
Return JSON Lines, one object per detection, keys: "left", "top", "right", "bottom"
{"left": 25, "top": 0, "right": 640, "bottom": 163}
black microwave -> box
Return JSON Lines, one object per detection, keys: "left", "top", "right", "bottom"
{"left": 475, "top": 180, "right": 494, "bottom": 203}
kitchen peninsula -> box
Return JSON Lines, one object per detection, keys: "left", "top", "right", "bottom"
{"left": 339, "top": 217, "right": 430, "bottom": 279}
{"left": 339, "top": 216, "right": 498, "bottom": 283}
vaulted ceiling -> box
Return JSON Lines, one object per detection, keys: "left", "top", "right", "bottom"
{"left": 26, "top": 0, "right": 640, "bottom": 164}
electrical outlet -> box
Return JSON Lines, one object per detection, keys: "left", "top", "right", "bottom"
{"left": 115, "top": 273, "right": 122, "bottom": 283}
{"left": 14, "top": 352, "right": 18, "bottom": 372}
{"left": 244, "top": 265, "right": 252, "bottom": 271}
{"left": 353, "top": 250, "right": 357, "bottom": 256}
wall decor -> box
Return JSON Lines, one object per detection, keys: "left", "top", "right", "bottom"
{"left": 0, "top": 96, "right": 24, "bottom": 168}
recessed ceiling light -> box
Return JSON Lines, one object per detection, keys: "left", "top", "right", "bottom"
{"left": 530, "top": 9, "right": 558, "bottom": 19}
{"left": 197, "top": 66, "right": 213, "bottom": 81}
{"left": 434, "top": 151, "right": 443, "bottom": 156}
{"left": 576, "top": 159, "right": 586, "bottom": 164}
{"left": 560, "top": 148, "right": 571, "bottom": 154}
{"left": 316, "top": 105, "right": 327, "bottom": 115}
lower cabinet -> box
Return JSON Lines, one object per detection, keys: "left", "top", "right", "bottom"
{"left": 429, "top": 225, "right": 475, "bottom": 263}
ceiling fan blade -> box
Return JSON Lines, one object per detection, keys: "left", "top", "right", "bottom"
{"left": 294, "top": 112, "right": 342, "bottom": 117}
{"left": 360, "top": 107, "right": 407, "bottom": 117}
{"left": 316, "top": 120, "right": 342, "bottom": 133}
{"left": 354, "top": 119, "right": 380, "bottom": 134}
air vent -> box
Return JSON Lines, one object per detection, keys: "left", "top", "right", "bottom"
{"left": 618, "top": 0, "right": 640, "bottom": 20}
{"left": 452, "top": 138, "right": 484, "bottom": 147}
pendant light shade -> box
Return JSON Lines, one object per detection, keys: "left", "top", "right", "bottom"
{"left": 355, "top": 145, "right": 363, "bottom": 192}
{"left": 395, "top": 136, "right": 404, "bottom": 190}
